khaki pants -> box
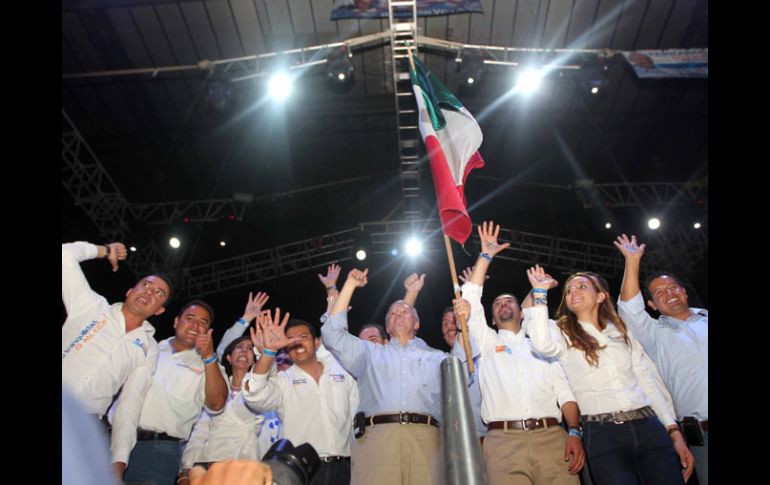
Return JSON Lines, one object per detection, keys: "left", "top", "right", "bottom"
{"left": 351, "top": 423, "right": 443, "bottom": 485}
{"left": 483, "top": 426, "right": 578, "bottom": 485}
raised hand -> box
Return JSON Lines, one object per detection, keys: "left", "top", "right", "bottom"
{"left": 478, "top": 221, "right": 511, "bottom": 258}
{"left": 252, "top": 308, "right": 299, "bottom": 352}
{"left": 404, "top": 273, "right": 426, "bottom": 293}
{"left": 318, "top": 263, "right": 341, "bottom": 288}
{"left": 459, "top": 266, "right": 489, "bottom": 284}
{"left": 526, "top": 264, "right": 559, "bottom": 290}
{"left": 195, "top": 328, "right": 216, "bottom": 359}
{"left": 613, "top": 234, "right": 646, "bottom": 261}
{"left": 250, "top": 311, "right": 268, "bottom": 354}
{"left": 346, "top": 268, "right": 369, "bottom": 288}
{"left": 242, "top": 291, "right": 270, "bottom": 323}
{"left": 107, "top": 242, "right": 128, "bottom": 272}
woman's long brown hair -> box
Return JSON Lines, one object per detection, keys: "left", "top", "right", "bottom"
{"left": 555, "top": 272, "right": 630, "bottom": 367}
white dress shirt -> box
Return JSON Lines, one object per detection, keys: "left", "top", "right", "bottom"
{"left": 110, "top": 338, "right": 226, "bottom": 463}
{"left": 62, "top": 242, "right": 159, "bottom": 418}
{"left": 243, "top": 353, "right": 359, "bottom": 457}
{"left": 524, "top": 306, "right": 677, "bottom": 427}
{"left": 617, "top": 292, "right": 708, "bottom": 421}
{"left": 462, "top": 283, "right": 575, "bottom": 423}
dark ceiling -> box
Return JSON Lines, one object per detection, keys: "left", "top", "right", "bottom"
{"left": 62, "top": 0, "right": 708, "bottom": 349}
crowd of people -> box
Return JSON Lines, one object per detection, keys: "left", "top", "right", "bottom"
{"left": 62, "top": 223, "right": 707, "bottom": 485}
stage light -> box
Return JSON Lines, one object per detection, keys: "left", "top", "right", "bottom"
{"left": 220, "top": 241, "right": 227, "bottom": 247}
{"left": 356, "top": 249, "right": 367, "bottom": 261}
{"left": 169, "top": 237, "right": 181, "bottom": 249}
{"left": 693, "top": 222, "right": 701, "bottom": 229}
{"left": 130, "top": 246, "right": 137, "bottom": 252}
{"left": 458, "top": 52, "right": 484, "bottom": 87}
{"left": 647, "top": 218, "right": 661, "bottom": 230}
{"left": 515, "top": 68, "right": 545, "bottom": 94}
{"left": 605, "top": 222, "right": 612, "bottom": 229}
{"left": 326, "top": 46, "right": 354, "bottom": 85}
{"left": 405, "top": 237, "right": 423, "bottom": 257}
{"left": 578, "top": 60, "right": 609, "bottom": 96}
{"left": 268, "top": 71, "right": 293, "bottom": 100}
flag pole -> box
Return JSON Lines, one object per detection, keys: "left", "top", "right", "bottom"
{"left": 443, "top": 234, "right": 475, "bottom": 376}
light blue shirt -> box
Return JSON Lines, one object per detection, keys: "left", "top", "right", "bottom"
{"left": 321, "top": 311, "right": 452, "bottom": 421}
{"left": 617, "top": 292, "right": 708, "bottom": 420}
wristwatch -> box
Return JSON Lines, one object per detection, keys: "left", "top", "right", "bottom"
{"left": 103, "top": 244, "right": 112, "bottom": 258}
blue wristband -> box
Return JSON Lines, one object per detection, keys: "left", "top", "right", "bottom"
{"left": 237, "top": 318, "right": 248, "bottom": 326}
{"left": 532, "top": 288, "right": 548, "bottom": 295}
{"left": 568, "top": 427, "right": 583, "bottom": 439}
{"left": 479, "top": 252, "right": 493, "bottom": 262}
{"left": 202, "top": 354, "right": 218, "bottom": 365}
{"left": 262, "top": 348, "right": 277, "bottom": 357}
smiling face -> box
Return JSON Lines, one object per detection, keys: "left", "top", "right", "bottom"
{"left": 226, "top": 338, "right": 255, "bottom": 373}
{"left": 647, "top": 275, "right": 690, "bottom": 317}
{"left": 563, "top": 275, "right": 606, "bottom": 317}
{"left": 385, "top": 301, "right": 419, "bottom": 342}
{"left": 173, "top": 304, "right": 212, "bottom": 349}
{"left": 284, "top": 324, "right": 319, "bottom": 366}
{"left": 491, "top": 294, "right": 521, "bottom": 329}
{"left": 441, "top": 310, "right": 458, "bottom": 346}
{"left": 124, "top": 276, "right": 170, "bottom": 319}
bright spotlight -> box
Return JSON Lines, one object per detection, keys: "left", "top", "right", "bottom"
{"left": 338, "top": 73, "right": 346, "bottom": 81}
{"left": 220, "top": 241, "right": 226, "bottom": 247}
{"left": 693, "top": 222, "right": 701, "bottom": 229}
{"left": 647, "top": 218, "right": 661, "bottom": 230}
{"left": 405, "top": 238, "right": 423, "bottom": 257}
{"left": 268, "top": 72, "right": 293, "bottom": 100}
{"left": 605, "top": 222, "right": 612, "bottom": 229}
{"left": 169, "top": 237, "right": 181, "bottom": 249}
{"left": 467, "top": 77, "right": 475, "bottom": 85}
{"left": 515, "top": 68, "right": 545, "bottom": 94}
{"left": 356, "top": 249, "right": 367, "bottom": 261}
{"left": 391, "top": 248, "right": 400, "bottom": 256}
{"left": 591, "top": 86, "right": 599, "bottom": 94}
{"left": 129, "top": 246, "right": 137, "bottom": 252}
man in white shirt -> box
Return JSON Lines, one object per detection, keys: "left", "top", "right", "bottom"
{"left": 62, "top": 241, "right": 171, "bottom": 420}
{"left": 244, "top": 311, "right": 358, "bottom": 485}
{"left": 614, "top": 234, "right": 708, "bottom": 484}
{"left": 460, "top": 221, "right": 585, "bottom": 485}
{"left": 112, "top": 299, "right": 228, "bottom": 485}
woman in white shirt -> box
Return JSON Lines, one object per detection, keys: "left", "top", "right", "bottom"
{"left": 178, "top": 335, "right": 280, "bottom": 483}
{"left": 524, "top": 266, "right": 694, "bottom": 485}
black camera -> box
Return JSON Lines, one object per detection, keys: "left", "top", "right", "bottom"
{"left": 262, "top": 439, "right": 321, "bottom": 485}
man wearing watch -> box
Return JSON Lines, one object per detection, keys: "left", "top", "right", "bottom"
{"left": 458, "top": 221, "right": 585, "bottom": 485}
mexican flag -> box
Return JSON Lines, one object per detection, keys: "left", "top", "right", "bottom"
{"left": 409, "top": 55, "right": 484, "bottom": 245}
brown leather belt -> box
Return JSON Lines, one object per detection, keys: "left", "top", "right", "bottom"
{"left": 581, "top": 406, "right": 656, "bottom": 424}
{"left": 136, "top": 429, "right": 182, "bottom": 442}
{"left": 487, "top": 417, "right": 560, "bottom": 431}
{"left": 366, "top": 412, "right": 440, "bottom": 428}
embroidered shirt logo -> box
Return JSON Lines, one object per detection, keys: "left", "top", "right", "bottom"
{"left": 132, "top": 338, "right": 148, "bottom": 356}
{"left": 329, "top": 374, "right": 346, "bottom": 383}
{"left": 495, "top": 345, "right": 512, "bottom": 354}
{"left": 291, "top": 378, "right": 308, "bottom": 385}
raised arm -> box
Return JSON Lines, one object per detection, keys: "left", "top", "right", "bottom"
{"left": 468, "top": 221, "right": 510, "bottom": 286}
{"left": 614, "top": 234, "right": 645, "bottom": 302}
{"left": 318, "top": 264, "right": 342, "bottom": 313}
{"left": 217, "top": 291, "right": 270, "bottom": 359}
{"left": 321, "top": 268, "right": 372, "bottom": 378}
{"left": 196, "top": 328, "right": 228, "bottom": 413}
{"left": 613, "top": 234, "right": 660, "bottom": 350}
{"left": 523, "top": 265, "right": 566, "bottom": 357}
{"left": 61, "top": 241, "right": 126, "bottom": 314}
{"left": 403, "top": 272, "right": 426, "bottom": 307}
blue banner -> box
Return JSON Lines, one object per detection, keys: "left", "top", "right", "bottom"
{"left": 623, "top": 49, "right": 708, "bottom": 79}
{"left": 331, "top": 0, "right": 483, "bottom": 20}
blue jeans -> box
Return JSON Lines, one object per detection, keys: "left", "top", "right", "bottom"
{"left": 583, "top": 417, "right": 684, "bottom": 485}
{"left": 124, "top": 440, "right": 184, "bottom": 485}
{"left": 690, "top": 430, "right": 708, "bottom": 485}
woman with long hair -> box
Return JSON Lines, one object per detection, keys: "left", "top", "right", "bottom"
{"left": 524, "top": 265, "right": 694, "bottom": 485}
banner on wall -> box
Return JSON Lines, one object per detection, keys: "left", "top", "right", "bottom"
{"left": 622, "top": 49, "right": 708, "bottom": 79}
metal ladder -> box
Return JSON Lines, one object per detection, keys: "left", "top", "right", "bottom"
{"left": 387, "top": 0, "right": 421, "bottom": 219}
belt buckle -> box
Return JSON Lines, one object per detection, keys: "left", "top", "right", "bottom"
{"left": 399, "top": 412, "right": 409, "bottom": 424}
{"left": 521, "top": 419, "right": 533, "bottom": 431}
{"left": 611, "top": 412, "right": 625, "bottom": 424}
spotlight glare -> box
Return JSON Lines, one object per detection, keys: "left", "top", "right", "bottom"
{"left": 405, "top": 238, "right": 423, "bottom": 257}
{"left": 391, "top": 248, "right": 399, "bottom": 256}
{"left": 220, "top": 241, "right": 226, "bottom": 247}
{"left": 268, "top": 72, "right": 293, "bottom": 100}
{"left": 338, "top": 73, "right": 346, "bottom": 81}
{"left": 693, "top": 222, "right": 701, "bottom": 229}
{"left": 515, "top": 68, "right": 545, "bottom": 94}
{"left": 605, "top": 222, "right": 612, "bottom": 229}
{"left": 130, "top": 246, "right": 137, "bottom": 252}
{"left": 169, "top": 237, "right": 181, "bottom": 249}
{"left": 467, "top": 77, "right": 475, "bottom": 85}
{"left": 591, "top": 86, "right": 599, "bottom": 94}
{"left": 356, "top": 249, "right": 367, "bottom": 261}
{"left": 647, "top": 218, "right": 661, "bottom": 230}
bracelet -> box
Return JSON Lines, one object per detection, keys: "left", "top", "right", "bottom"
{"left": 532, "top": 288, "right": 548, "bottom": 295}
{"left": 533, "top": 297, "right": 547, "bottom": 306}
{"left": 479, "top": 252, "right": 493, "bottom": 262}
{"left": 325, "top": 285, "right": 337, "bottom": 291}
{"left": 103, "top": 244, "right": 112, "bottom": 258}
{"left": 262, "top": 348, "right": 277, "bottom": 357}
{"left": 237, "top": 318, "right": 248, "bottom": 326}
{"left": 568, "top": 427, "right": 583, "bottom": 439}
{"left": 202, "top": 354, "right": 218, "bottom": 365}
{"left": 667, "top": 425, "right": 681, "bottom": 436}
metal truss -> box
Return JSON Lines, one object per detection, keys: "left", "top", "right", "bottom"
{"left": 129, "top": 199, "right": 249, "bottom": 225}
{"left": 575, "top": 179, "right": 708, "bottom": 209}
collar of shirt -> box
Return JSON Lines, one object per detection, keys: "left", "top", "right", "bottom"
{"left": 577, "top": 320, "right": 613, "bottom": 345}
{"left": 387, "top": 336, "right": 426, "bottom": 350}
{"left": 659, "top": 307, "right": 708, "bottom": 328}
{"left": 110, "top": 302, "right": 157, "bottom": 339}
{"left": 498, "top": 328, "right": 527, "bottom": 344}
